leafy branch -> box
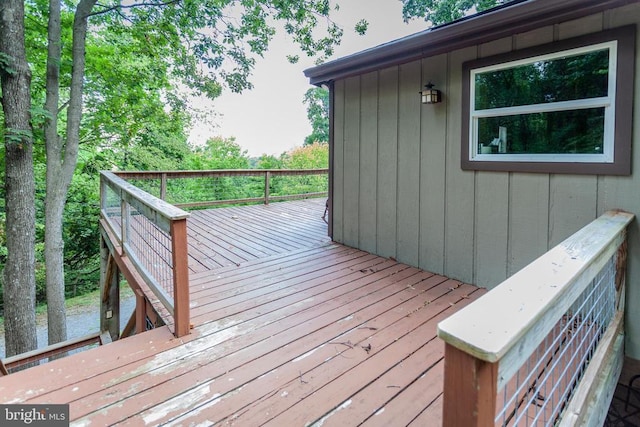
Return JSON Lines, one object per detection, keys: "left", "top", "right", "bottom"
{"left": 5, "top": 127, "right": 33, "bottom": 145}
{"left": 0, "top": 52, "right": 16, "bottom": 76}
{"left": 90, "top": 0, "right": 183, "bottom": 17}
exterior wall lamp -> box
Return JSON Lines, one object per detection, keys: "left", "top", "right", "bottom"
{"left": 420, "top": 82, "right": 442, "bottom": 104}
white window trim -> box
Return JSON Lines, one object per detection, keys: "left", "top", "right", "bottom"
{"left": 468, "top": 41, "right": 618, "bottom": 164}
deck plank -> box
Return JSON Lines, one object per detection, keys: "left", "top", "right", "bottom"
{"left": 407, "top": 394, "right": 444, "bottom": 426}
{"left": 0, "top": 199, "right": 484, "bottom": 427}
{"left": 226, "top": 289, "right": 460, "bottom": 426}
{"left": 259, "top": 285, "right": 479, "bottom": 427}
{"left": 186, "top": 199, "right": 331, "bottom": 270}
{"left": 188, "top": 244, "right": 347, "bottom": 284}
{"left": 0, "top": 326, "right": 179, "bottom": 403}
{"left": 323, "top": 291, "right": 485, "bottom": 427}
{"left": 67, "top": 265, "right": 429, "bottom": 423}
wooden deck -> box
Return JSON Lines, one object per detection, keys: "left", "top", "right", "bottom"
{"left": 186, "top": 198, "right": 331, "bottom": 273}
{"left": 0, "top": 199, "right": 485, "bottom": 426}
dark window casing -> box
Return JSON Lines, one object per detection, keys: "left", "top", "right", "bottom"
{"left": 461, "top": 25, "right": 635, "bottom": 175}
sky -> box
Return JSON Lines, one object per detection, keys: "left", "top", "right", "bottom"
{"left": 188, "top": 0, "right": 427, "bottom": 157}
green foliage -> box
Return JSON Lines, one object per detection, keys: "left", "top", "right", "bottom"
{"left": 286, "top": 54, "right": 300, "bottom": 64}
{"left": 2, "top": 0, "right": 353, "bottom": 313}
{"left": 0, "top": 212, "right": 5, "bottom": 262}
{"left": 29, "top": 106, "right": 52, "bottom": 130}
{"left": 94, "top": 0, "right": 348, "bottom": 97}
{"left": 275, "top": 144, "right": 328, "bottom": 195}
{"left": 0, "top": 52, "right": 17, "bottom": 75}
{"left": 355, "top": 19, "right": 369, "bottom": 35}
{"left": 187, "top": 136, "right": 250, "bottom": 170}
{"left": 285, "top": 143, "right": 328, "bottom": 169}
{"left": 62, "top": 168, "right": 101, "bottom": 297}
{"left": 303, "top": 87, "right": 329, "bottom": 145}
{"left": 170, "top": 137, "right": 252, "bottom": 204}
{"left": 254, "top": 154, "right": 286, "bottom": 169}
{"left": 4, "top": 128, "right": 33, "bottom": 145}
{"left": 401, "top": 0, "right": 508, "bottom": 25}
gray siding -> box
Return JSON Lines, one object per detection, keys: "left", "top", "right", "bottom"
{"left": 330, "top": 4, "right": 640, "bottom": 358}
{"left": 375, "top": 68, "right": 399, "bottom": 258}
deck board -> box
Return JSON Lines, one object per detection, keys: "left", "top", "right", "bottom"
{"left": 185, "top": 199, "right": 331, "bottom": 271}
{"left": 0, "top": 198, "right": 485, "bottom": 426}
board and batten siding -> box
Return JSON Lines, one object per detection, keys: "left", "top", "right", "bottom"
{"left": 330, "top": 4, "right": 640, "bottom": 358}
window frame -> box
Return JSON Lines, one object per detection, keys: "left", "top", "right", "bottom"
{"left": 461, "top": 25, "right": 635, "bottom": 175}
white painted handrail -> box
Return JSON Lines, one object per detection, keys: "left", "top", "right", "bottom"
{"left": 439, "top": 210, "right": 631, "bottom": 374}
{"left": 438, "top": 210, "right": 633, "bottom": 426}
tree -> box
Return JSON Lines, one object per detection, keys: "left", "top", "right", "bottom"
{"left": 2, "top": 0, "right": 352, "bottom": 354}
{"left": 401, "top": 0, "right": 510, "bottom": 25}
{"left": 1, "top": 0, "right": 194, "bottom": 317}
{"left": 278, "top": 143, "right": 328, "bottom": 196}
{"left": 303, "top": 86, "right": 329, "bottom": 145}
{"left": 254, "top": 154, "right": 285, "bottom": 169}
{"left": 0, "top": 0, "right": 38, "bottom": 356}
{"left": 285, "top": 143, "right": 328, "bottom": 169}
{"left": 188, "top": 136, "right": 250, "bottom": 170}
{"left": 42, "top": 0, "right": 97, "bottom": 347}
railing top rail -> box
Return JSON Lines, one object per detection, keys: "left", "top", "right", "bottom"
{"left": 113, "top": 168, "right": 328, "bottom": 180}
{"left": 101, "top": 171, "right": 190, "bottom": 222}
{"left": 438, "top": 210, "right": 633, "bottom": 365}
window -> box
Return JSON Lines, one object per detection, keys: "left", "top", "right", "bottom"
{"left": 461, "top": 26, "right": 635, "bottom": 175}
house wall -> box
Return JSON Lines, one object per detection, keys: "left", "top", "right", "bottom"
{"left": 330, "top": 4, "right": 640, "bottom": 359}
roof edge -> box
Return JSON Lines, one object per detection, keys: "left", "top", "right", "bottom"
{"left": 305, "top": 0, "right": 635, "bottom": 85}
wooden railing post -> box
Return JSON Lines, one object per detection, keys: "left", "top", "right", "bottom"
{"left": 160, "top": 173, "right": 167, "bottom": 201}
{"left": 443, "top": 343, "right": 498, "bottom": 427}
{"left": 135, "top": 289, "right": 146, "bottom": 334}
{"left": 264, "top": 171, "right": 270, "bottom": 205}
{"left": 171, "top": 217, "right": 190, "bottom": 337}
{"left": 100, "top": 236, "right": 120, "bottom": 341}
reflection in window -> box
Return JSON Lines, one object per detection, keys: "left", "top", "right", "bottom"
{"left": 474, "top": 49, "right": 609, "bottom": 110}
{"left": 477, "top": 108, "right": 605, "bottom": 155}
{"left": 469, "top": 41, "right": 616, "bottom": 163}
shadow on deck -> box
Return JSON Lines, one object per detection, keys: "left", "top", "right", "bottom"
{"left": 0, "top": 199, "right": 484, "bottom": 425}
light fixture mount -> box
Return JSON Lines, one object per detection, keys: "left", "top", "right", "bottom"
{"left": 421, "top": 82, "right": 442, "bottom": 104}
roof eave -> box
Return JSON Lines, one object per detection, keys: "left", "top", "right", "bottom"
{"left": 305, "top": 0, "right": 635, "bottom": 85}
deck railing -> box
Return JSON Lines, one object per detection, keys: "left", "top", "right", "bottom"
{"left": 100, "top": 171, "right": 191, "bottom": 337}
{"left": 438, "top": 210, "right": 634, "bottom": 426}
{"left": 113, "top": 169, "right": 328, "bottom": 209}
{"left": 1, "top": 332, "right": 111, "bottom": 375}
{"left": 99, "top": 169, "right": 327, "bottom": 339}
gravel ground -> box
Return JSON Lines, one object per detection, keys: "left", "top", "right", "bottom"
{"left": 0, "top": 295, "right": 135, "bottom": 359}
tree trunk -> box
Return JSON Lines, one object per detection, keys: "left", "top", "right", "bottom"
{"left": 0, "top": 0, "right": 38, "bottom": 357}
{"left": 44, "top": 0, "right": 67, "bottom": 346}
{"left": 43, "top": 0, "right": 97, "bottom": 345}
